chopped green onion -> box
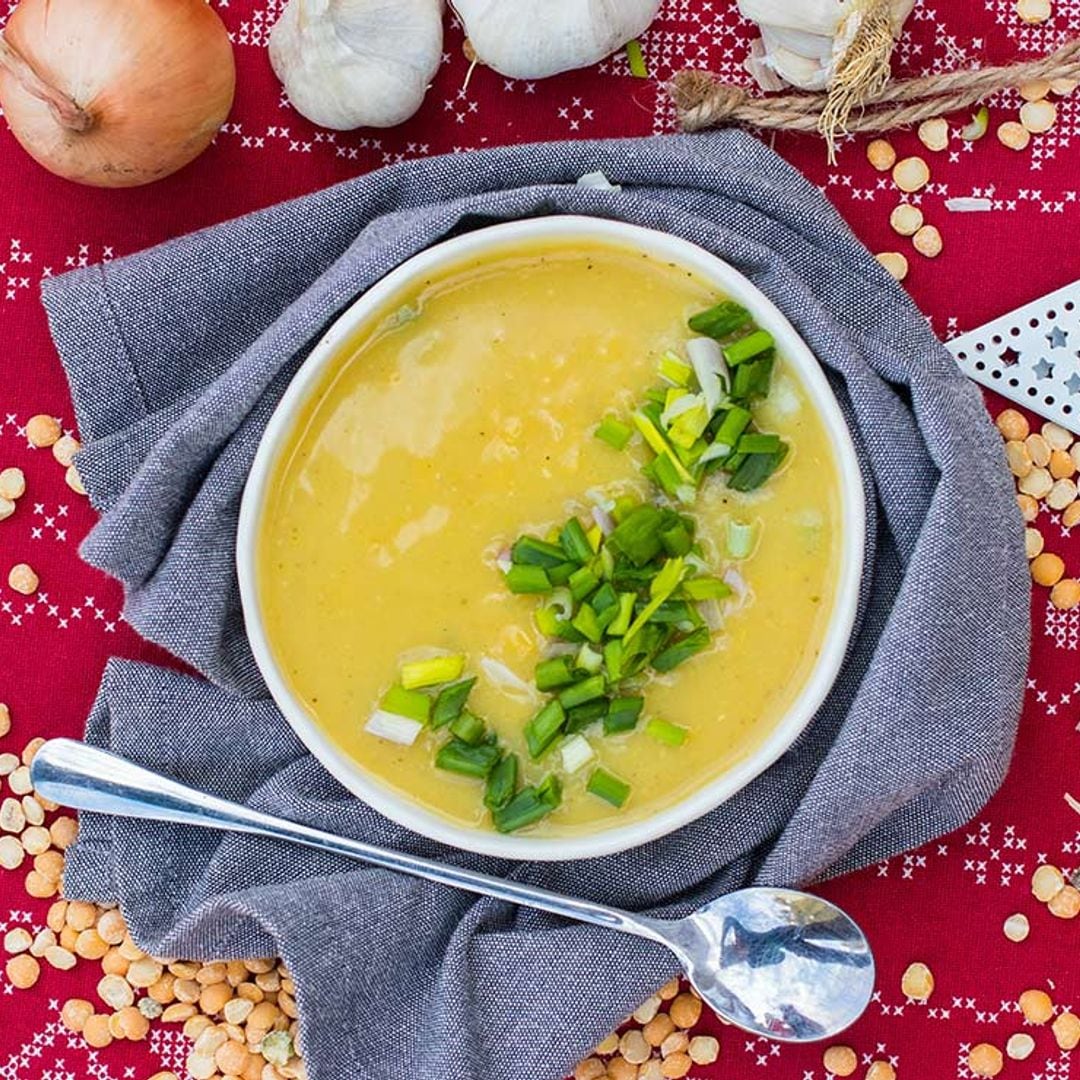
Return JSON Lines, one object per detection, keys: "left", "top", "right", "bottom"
{"left": 524, "top": 699, "right": 566, "bottom": 759}
{"left": 649, "top": 451, "right": 687, "bottom": 499}
{"left": 536, "top": 773, "right": 562, "bottom": 808}
{"left": 688, "top": 301, "right": 752, "bottom": 340}
{"left": 603, "top": 696, "right": 644, "bottom": 735}
{"left": 571, "top": 603, "right": 603, "bottom": 643}
{"left": 731, "top": 355, "right": 774, "bottom": 401}
{"left": 546, "top": 562, "right": 578, "bottom": 586}
{"left": 612, "top": 495, "right": 639, "bottom": 523}
{"left": 566, "top": 698, "right": 609, "bottom": 733}
{"left": 658, "top": 351, "right": 693, "bottom": 387}
{"left": 505, "top": 564, "right": 552, "bottom": 594}
{"left": 484, "top": 753, "right": 518, "bottom": 810}
{"left": 535, "top": 656, "right": 576, "bottom": 691}
{"left": 400, "top": 654, "right": 466, "bottom": 690}
{"left": 652, "top": 627, "right": 711, "bottom": 672}
{"left": 660, "top": 520, "right": 693, "bottom": 557}
{"left": 380, "top": 685, "right": 431, "bottom": 725}
{"left": 726, "top": 519, "right": 759, "bottom": 559}
{"left": 568, "top": 565, "right": 600, "bottom": 602}
{"left": 713, "top": 405, "right": 752, "bottom": 447}
{"left": 557, "top": 674, "right": 607, "bottom": 709}
{"left": 606, "top": 592, "right": 636, "bottom": 637}
{"left": 667, "top": 399, "right": 711, "bottom": 450}
{"left": 595, "top": 415, "right": 633, "bottom": 451}
{"left": 624, "top": 557, "right": 686, "bottom": 643}
{"left": 680, "top": 577, "right": 732, "bottom": 601}
{"left": 512, "top": 535, "right": 568, "bottom": 568}
{"left": 587, "top": 768, "right": 631, "bottom": 808}
{"left": 608, "top": 505, "right": 664, "bottom": 567}
{"left": 626, "top": 38, "right": 648, "bottom": 78}
{"left": 560, "top": 518, "right": 594, "bottom": 563}
{"left": 603, "top": 639, "right": 624, "bottom": 681}
{"left": 492, "top": 786, "right": 556, "bottom": 832}
{"left": 575, "top": 643, "right": 604, "bottom": 674}
{"left": 431, "top": 677, "right": 476, "bottom": 728}
{"left": 435, "top": 740, "right": 500, "bottom": 778}
{"left": 723, "top": 329, "right": 775, "bottom": 366}
{"left": 590, "top": 582, "right": 618, "bottom": 612}
{"left": 449, "top": 709, "right": 486, "bottom": 746}
{"left": 728, "top": 445, "right": 789, "bottom": 492}
{"left": 560, "top": 733, "right": 596, "bottom": 774}
{"left": 645, "top": 717, "right": 689, "bottom": 747}
{"left": 736, "top": 432, "right": 782, "bottom": 455}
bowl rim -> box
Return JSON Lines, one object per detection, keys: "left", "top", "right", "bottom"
{"left": 236, "top": 215, "right": 866, "bottom": 861}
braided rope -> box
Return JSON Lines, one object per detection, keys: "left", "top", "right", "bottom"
{"left": 670, "top": 37, "right": 1080, "bottom": 155}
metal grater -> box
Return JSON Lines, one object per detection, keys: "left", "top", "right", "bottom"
{"left": 946, "top": 280, "right": 1080, "bottom": 434}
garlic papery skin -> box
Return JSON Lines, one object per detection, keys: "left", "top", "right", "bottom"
{"left": 452, "top": 0, "right": 662, "bottom": 80}
{"left": 738, "top": 0, "right": 915, "bottom": 91}
{"left": 269, "top": 0, "right": 444, "bottom": 131}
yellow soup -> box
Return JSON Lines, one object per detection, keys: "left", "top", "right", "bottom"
{"left": 256, "top": 239, "right": 842, "bottom": 836}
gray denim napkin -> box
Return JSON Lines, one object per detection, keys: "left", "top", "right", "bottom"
{"left": 42, "top": 130, "right": 1028, "bottom": 1080}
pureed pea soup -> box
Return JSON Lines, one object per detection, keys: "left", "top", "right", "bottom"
{"left": 256, "top": 239, "right": 842, "bottom": 836}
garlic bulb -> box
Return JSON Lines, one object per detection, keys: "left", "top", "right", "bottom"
{"left": 269, "top": 0, "right": 444, "bottom": 130}
{"left": 738, "top": 0, "right": 915, "bottom": 91}
{"left": 452, "top": 0, "right": 661, "bottom": 80}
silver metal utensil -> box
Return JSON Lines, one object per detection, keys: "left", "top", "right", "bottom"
{"left": 31, "top": 738, "right": 874, "bottom": 1043}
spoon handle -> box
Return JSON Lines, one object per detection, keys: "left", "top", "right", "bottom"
{"left": 31, "top": 739, "right": 669, "bottom": 945}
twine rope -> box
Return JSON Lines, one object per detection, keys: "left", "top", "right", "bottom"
{"left": 670, "top": 36, "right": 1080, "bottom": 158}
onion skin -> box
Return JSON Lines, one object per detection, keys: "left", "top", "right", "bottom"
{"left": 0, "top": 0, "right": 236, "bottom": 188}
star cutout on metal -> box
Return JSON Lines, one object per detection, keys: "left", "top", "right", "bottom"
{"left": 999, "top": 346, "right": 1021, "bottom": 366}
{"left": 1066, "top": 373, "right": 1080, "bottom": 395}
{"left": 1033, "top": 357, "right": 1054, "bottom": 379}
{"left": 1047, "top": 326, "right": 1069, "bottom": 348}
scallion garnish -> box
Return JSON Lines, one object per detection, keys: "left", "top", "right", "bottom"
{"left": 723, "top": 328, "right": 774, "bottom": 366}
{"left": 484, "top": 753, "right": 518, "bottom": 810}
{"left": 431, "top": 677, "right": 477, "bottom": 728}
{"left": 644, "top": 717, "right": 689, "bottom": 747}
{"left": 603, "top": 696, "right": 644, "bottom": 735}
{"left": 492, "top": 786, "right": 556, "bottom": 833}
{"left": 652, "top": 626, "right": 711, "bottom": 672}
{"left": 449, "top": 709, "right": 486, "bottom": 746}
{"left": 380, "top": 685, "right": 431, "bottom": 725}
{"left": 560, "top": 517, "right": 594, "bottom": 564}
{"left": 512, "top": 535, "right": 568, "bottom": 568}
{"left": 435, "top": 740, "right": 501, "bottom": 779}
{"left": 524, "top": 699, "right": 566, "bottom": 759}
{"left": 557, "top": 674, "right": 607, "bottom": 710}
{"left": 535, "top": 656, "right": 576, "bottom": 692}
{"left": 687, "top": 301, "right": 752, "bottom": 339}
{"left": 565, "top": 698, "right": 609, "bottom": 733}
{"left": 595, "top": 416, "right": 633, "bottom": 451}
{"left": 726, "top": 519, "right": 759, "bottom": 560}
{"left": 505, "top": 564, "right": 552, "bottom": 594}
{"left": 560, "top": 733, "right": 596, "bottom": 774}
{"left": 400, "top": 654, "right": 466, "bottom": 690}
{"left": 586, "top": 768, "right": 631, "bottom": 808}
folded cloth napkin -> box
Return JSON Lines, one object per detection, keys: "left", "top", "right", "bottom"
{"left": 43, "top": 130, "right": 1028, "bottom": 1080}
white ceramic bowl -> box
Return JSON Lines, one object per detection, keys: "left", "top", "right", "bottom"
{"left": 237, "top": 216, "right": 865, "bottom": 861}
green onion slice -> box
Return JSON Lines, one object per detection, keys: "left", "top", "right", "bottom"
{"left": 587, "top": 768, "right": 631, "bottom": 808}
{"left": 400, "top": 654, "right": 466, "bottom": 690}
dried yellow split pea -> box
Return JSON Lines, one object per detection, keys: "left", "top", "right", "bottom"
{"left": 1006, "top": 1031, "right": 1035, "bottom": 1059}
{"left": 901, "top": 961, "right": 934, "bottom": 1001}
{"left": 1051, "top": 578, "right": 1080, "bottom": 610}
{"left": 822, "top": 1045, "right": 858, "bottom": 1076}
{"left": 867, "top": 139, "right": 897, "bottom": 171}
{"left": 998, "top": 409, "right": 1030, "bottom": 440}
{"left": 1049, "top": 884, "right": 1080, "bottom": 918}
{"left": 1016, "top": 0, "right": 1052, "bottom": 22}
{"left": 25, "top": 414, "right": 61, "bottom": 447}
{"left": 890, "top": 203, "right": 924, "bottom": 236}
{"left": 913, "top": 225, "right": 943, "bottom": 258}
{"left": 1021, "top": 79, "right": 1053, "bottom": 101}
{"left": 893, "top": 156, "right": 930, "bottom": 193}
{"left": 875, "top": 252, "right": 909, "bottom": 281}
{"left": 1021, "top": 99, "right": 1057, "bottom": 133}
{"left": 7, "top": 564, "right": 39, "bottom": 595}
{"left": 1053, "top": 1011, "right": 1080, "bottom": 1050}
{"left": 1032, "top": 863, "right": 1066, "bottom": 901}
{"left": 1003, "top": 912, "right": 1030, "bottom": 942}
{"left": 918, "top": 117, "right": 949, "bottom": 151}
{"left": 0, "top": 468, "right": 25, "bottom": 501}
{"left": 1020, "top": 988, "right": 1055, "bottom": 1024}
{"left": 687, "top": 1036, "right": 719, "bottom": 1065}
{"left": 1025, "top": 528, "right": 1044, "bottom": 559}
{"left": 1019, "top": 467, "right": 1053, "bottom": 499}
{"left": 866, "top": 1061, "right": 896, "bottom": 1080}
{"left": 52, "top": 434, "right": 80, "bottom": 467}
{"left": 969, "top": 1042, "right": 1004, "bottom": 1077}
{"left": 1031, "top": 552, "right": 1065, "bottom": 586}
{"left": 998, "top": 121, "right": 1032, "bottom": 150}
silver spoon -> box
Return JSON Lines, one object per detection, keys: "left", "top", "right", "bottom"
{"left": 31, "top": 738, "right": 874, "bottom": 1042}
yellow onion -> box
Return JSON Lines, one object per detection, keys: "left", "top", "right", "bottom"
{"left": 0, "top": 0, "right": 236, "bottom": 188}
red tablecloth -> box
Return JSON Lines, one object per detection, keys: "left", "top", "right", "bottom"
{"left": 2, "top": 2, "right": 1079, "bottom": 1078}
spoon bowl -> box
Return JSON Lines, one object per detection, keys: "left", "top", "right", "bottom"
{"left": 31, "top": 738, "right": 874, "bottom": 1043}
